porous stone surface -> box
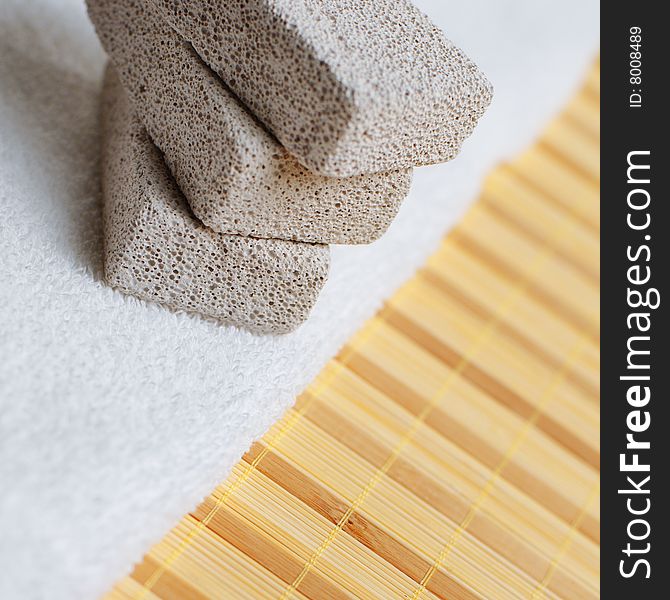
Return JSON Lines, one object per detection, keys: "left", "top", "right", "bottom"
{"left": 87, "top": 0, "right": 412, "bottom": 245}
{"left": 149, "top": 0, "right": 494, "bottom": 178}
{"left": 101, "top": 65, "right": 329, "bottom": 334}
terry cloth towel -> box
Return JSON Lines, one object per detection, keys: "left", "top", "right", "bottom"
{"left": 0, "top": 1, "right": 599, "bottom": 598}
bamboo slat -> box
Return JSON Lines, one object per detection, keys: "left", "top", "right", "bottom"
{"left": 106, "top": 59, "right": 600, "bottom": 599}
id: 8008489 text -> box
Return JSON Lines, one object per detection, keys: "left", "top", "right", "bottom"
{"left": 629, "top": 26, "right": 643, "bottom": 108}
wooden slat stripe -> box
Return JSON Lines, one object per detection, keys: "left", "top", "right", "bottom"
{"left": 107, "top": 58, "right": 600, "bottom": 600}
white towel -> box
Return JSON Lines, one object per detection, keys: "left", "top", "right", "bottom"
{"left": 0, "top": 1, "right": 598, "bottom": 598}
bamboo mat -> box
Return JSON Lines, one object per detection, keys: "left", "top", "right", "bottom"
{"left": 106, "top": 60, "right": 600, "bottom": 600}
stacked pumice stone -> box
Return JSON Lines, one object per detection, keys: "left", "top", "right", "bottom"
{"left": 101, "top": 68, "right": 329, "bottom": 334}
{"left": 87, "top": 0, "right": 492, "bottom": 334}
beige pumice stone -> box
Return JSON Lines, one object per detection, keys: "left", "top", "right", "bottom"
{"left": 87, "top": 0, "right": 412, "bottom": 245}
{"left": 101, "top": 65, "right": 329, "bottom": 335}
{"left": 149, "top": 0, "right": 493, "bottom": 178}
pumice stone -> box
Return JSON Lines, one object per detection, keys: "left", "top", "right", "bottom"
{"left": 149, "top": 0, "right": 494, "bottom": 177}
{"left": 100, "top": 65, "right": 330, "bottom": 335}
{"left": 87, "top": 0, "right": 413, "bottom": 245}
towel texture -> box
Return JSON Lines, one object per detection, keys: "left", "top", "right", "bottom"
{"left": 0, "top": 1, "right": 598, "bottom": 598}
